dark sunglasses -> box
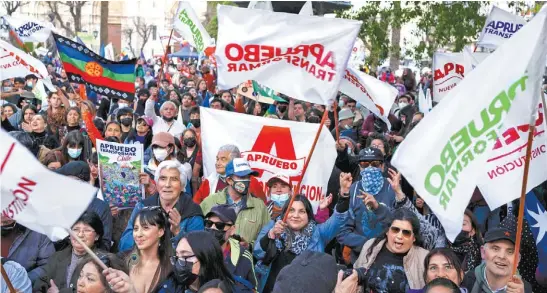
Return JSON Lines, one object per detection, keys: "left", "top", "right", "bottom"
{"left": 390, "top": 226, "right": 413, "bottom": 238}
{"left": 204, "top": 220, "right": 232, "bottom": 230}
{"left": 359, "top": 161, "right": 382, "bottom": 168}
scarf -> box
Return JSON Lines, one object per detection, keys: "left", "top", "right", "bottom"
{"left": 275, "top": 217, "right": 317, "bottom": 255}
{"left": 360, "top": 167, "right": 384, "bottom": 195}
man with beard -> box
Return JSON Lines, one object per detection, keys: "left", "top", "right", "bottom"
{"left": 1, "top": 216, "right": 55, "bottom": 285}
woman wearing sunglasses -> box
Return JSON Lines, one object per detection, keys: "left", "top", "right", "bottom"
{"left": 155, "top": 231, "right": 236, "bottom": 292}
{"left": 127, "top": 207, "right": 173, "bottom": 293}
{"left": 353, "top": 208, "right": 429, "bottom": 293}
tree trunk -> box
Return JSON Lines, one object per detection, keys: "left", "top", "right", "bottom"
{"left": 74, "top": 3, "right": 83, "bottom": 33}
{"left": 389, "top": 2, "right": 401, "bottom": 71}
{"left": 100, "top": 1, "right": 109, "bottom": 49}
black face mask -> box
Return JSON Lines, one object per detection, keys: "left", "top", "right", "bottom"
{"left": 205, "top": 227, "right": 226, "bottom": 246}
{"left": 163, "top": 116, "right": 175, "bottom": 122}
{"left": 172, "top": 259, "right": 198, "bottom": 286}
{"left": 1, "top": 222, "right": 17, "bottom": 236}
{"left": 190, "top": 119, "right": 200, "bottom": 128}
{"left": 183, "top": 137, "right": 197, "bottom": 148}
{"left": 231, "top": 179, "right": 251, "bottom": 195}
{"left": 277, "top": 105, "right": 288, "bottom": 113}
{"left": 452, "top": 230, "right": 471, "bottom": 246}
{"left": 120, "top": 117, "right": 133, "bottom": 127}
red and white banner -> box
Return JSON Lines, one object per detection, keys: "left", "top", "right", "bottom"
{"left": 339, "top": 67, "right": 398, "bottom": 129}
{"left": 432, "top": 52, "right": 466, "bottom": 102}
{"left": 200, "top": 107, "right": 336, "bottom": 212}
{"left": 215, "top": 5, "right": 361, "bottom": 106}
{"left": 0, "top": 129, "right": 97, "bottom": 241}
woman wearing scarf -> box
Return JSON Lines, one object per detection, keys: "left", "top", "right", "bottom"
{"left": 254, "top": 189, "right": 350, "bottom": 293}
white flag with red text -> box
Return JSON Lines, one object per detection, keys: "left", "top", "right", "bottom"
{"left": 200, "top": 107, "right": 336, "bottom": 212}
{"left": 215, "top": 5, "right": 361, "bottom": 106}
{"left": 477, "top": 6, "right": 527, "bottom": 49}
{"left": 0, "top": 129, "right": 97, "bottom": 241}
{"left": 432, "top": 52, "right": 466, "bottom": 102}
{"left": 392, "top": 8, "right": 547, "bottom": 241}
{"left": 339, "top": 67, "right": 398, "bottom": 129}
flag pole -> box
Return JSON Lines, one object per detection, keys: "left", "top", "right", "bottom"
{"left": 67, "top": 229, "right": 109, "bottom": 271}
{"left": 333, "top": 100, "right": 340, "bottom": 141}
{"left": 282, "top": 109, "right": 328, "bottom": 222}
{"left": 1, "top": 263, "right": 16, "bottom": 293}
{"left": 511, "top": 111, "right": 537, "bottom": 276}
{"left": 157, "top": 29, "right": 174, "bottom": 84}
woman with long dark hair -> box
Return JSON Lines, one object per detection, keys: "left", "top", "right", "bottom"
{"left": 65, "top": 107, "right": 82, "bottom": 133}
{"left": 353, "top": 208, "right": 429, "bottom": 293}
{"left": 19, "top": 104, "right": 37, "bottom": 132}
{"left": 58, "top": 130, "right": 90, "bottom": 164}
{"left": 128, "top": 207, "right": 173, "bottom": 293}
{"left": 449, "top": 209, "right": 483, "bottom": 274}
{"left": 254, "top": 194, "right": 350, "bottom": 293}
{"left": 125, "top": 116, "right": 154, "bottom": 150}
{"left": 155, "top": 231, "right": 235, "bottom": 292}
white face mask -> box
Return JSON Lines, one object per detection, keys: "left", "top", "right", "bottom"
{"left": 398, "top": 102, "right": 408, "bottom": 109}
{"left": 271, "top": 193, "right": 290, "bottom": 206}
{"left": 153, "top": 148, "right": 169, "bottom": 162}
{"left": 344, "top": 124, "right": 352, "bottom": 130}
{"left": 26, "top": 81, "right": 33, "bottom": 87}
{"left": 118, "top": 103, "right": 128, "bottom": 109}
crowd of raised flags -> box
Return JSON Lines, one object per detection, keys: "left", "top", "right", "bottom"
{"left": 1, "top": 2, "right": 547, "bottom": 293}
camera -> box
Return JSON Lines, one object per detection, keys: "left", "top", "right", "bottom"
{"left": 342, "top": 267, "right": 367, "bottom": 285}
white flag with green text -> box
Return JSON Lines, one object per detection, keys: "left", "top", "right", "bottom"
{"left": 173, "top": 2, "right": 212, "bottom": 52}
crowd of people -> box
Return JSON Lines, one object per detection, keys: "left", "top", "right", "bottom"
{"left": 1, "top": 50, "right": 546, "bottom": 293}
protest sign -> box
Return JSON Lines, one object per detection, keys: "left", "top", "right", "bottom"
{"left": 173, "top": 2, "right": 212, "bottom": 52}
{"left": 237, "top": 80, "right": 286, "bottom": 104}
{"left": 0, "top": 39, "right": 55, "bottom": 91}
{"left": 201, "top": 107, "right": 336, "bottom": 212}
{"left": 392, "top": 8, "right": 547, "bottom": 241}
{"left": 339, "top": 67, "right": 398, "bottom": 129}
{"left": 97, "top": 140, "right": 144, "bottom": 208}
{"left": 2, "top": 16, "right": 55, "bottom": 43}
{"left": 215, "top": 5, "right": 361, "bottom": 106}
{"left": 477, "top": 6, "right": 527, "bottom": 49}
{"left": 432, "top": 52, "right": 465, "bottom": 102}
{"left": 0, "top": 129, "right": 97, "bottom": 241}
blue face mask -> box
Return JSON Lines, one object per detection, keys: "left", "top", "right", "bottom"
{"left": 68, "top": 148, "right": 82, "bottom": 159}
{"left": 360, "top": 167, "right": 384, "bottom": 196}
{"left": 271, "top": 193, "right": 290, "bottom": 207}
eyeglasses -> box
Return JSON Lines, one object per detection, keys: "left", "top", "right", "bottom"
{"left": 204, "top": 220, "right": 233, "bottom": 230}
{"left": 71, "top": 228, "right": 96, "bottom": 236}
{"left": 390, "top": 226, "right": 413, "bottom": 238}
{"left": 170, "top": 255, "right": 196, "bottom": 267}
{"left": 359, "top": 161, "right": 382, "bottom": 168}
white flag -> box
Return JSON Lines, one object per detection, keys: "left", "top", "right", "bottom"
{"left": 299, "top": 1, "right": 313, "bottom": 16}
{"left": 462, "top": 46, "right": 490, "bottom": 71}
{"left": 215, "top": 5, "right": 361, "bottom": 106}
{"left": 201, "top": 107, "right": 336, "bottom": 212}
{"left": 339, "top": 67, "right": 398, "bottom": 129}
{"left": 432, "top": 52, "right": 465, "bottom": 102}
{"left": 0, "top": 129, "right": 97, "bottom": 241}
{"left": 247, "top": 1, "right": 273, "bottom": 11}
{"left": 418, "top": 85, "right": 432, "bottom": 115}
{"left": 173, "top": 2, "right": 212, "bottom": 52}
{"left": 391, "top": 9, "right": 547, "bottom": 241}
{"left": 477, "top": 6, "right": 527, "bottom": 49}
{"left": 2, "top": 16, "right": 55, "bottom": 43}
{"left": 348, "top": 38, "right": 366, "bottom": 70}
{"left": 0, "top": 39, "right": 55, "bottom": 91}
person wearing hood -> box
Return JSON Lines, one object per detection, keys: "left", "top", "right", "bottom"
{"left": 0, "top": 216, "right": 55, "bottom": 285}
{"left": 115, "top": 107, "right": 135, "bottom": 142}
{"left": 462, "top": 227, "right": 531, "bottom": 293}
{"left": 200, "top": 158, "right": 269, "bottom": 247}
{"left": 204, "top": 205, "right": 257, "bottom": 292}
{"left": 55, "top": 161, "right": 113, "bottom": 250}
{"left": 194, "top": 145, "right": 266, "bottom": 204}
{"left": 145, "top": 82, "right": 185, "bottom": 138}
{"left": 119, "top": 160, "right": 204, "bottom": 252}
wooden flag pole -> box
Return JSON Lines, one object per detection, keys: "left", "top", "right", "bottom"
{"left": 1, "top": 263, "right": 16, "bottom": 293}
{"left": 282, "top": 109, "right": 328, "bottom": 222}
{"left": 157, "top": 29, "right": 174, "bottom": 85}
{"left": 511, "top": 115, "right": 537, "bottom": 276}
{"left": 67, "top": 229, "right": 109, "bottom": 271}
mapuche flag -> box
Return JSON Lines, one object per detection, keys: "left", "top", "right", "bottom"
{"left": 53, "top": 33, "right": 137, "bottom": 99}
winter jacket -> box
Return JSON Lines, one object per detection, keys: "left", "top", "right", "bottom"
{"left": 33, "top": 246, "right": 81, "bottom": 293}
{"left": 118, "top": 193, "right": 204, "bottom": 252}
{"left": 4, "top": 227, "right": 55, "bottom": 284}
{"left": 200, "top": 189, "right": 270, "bottom": 246}
{"left": 87, "top": 196, "right": 113, "bottom": 251}
{"left": 462, "top": 262, "right": 533, "bottom": 293}
{"left": 225, "top": 238, "right": 257, "bottom": 292}
{"left": 193, "top": 172, "right": 266, "bottom": 204}
{"left": 354, "top": 238, "right": 429, "bottom": 290}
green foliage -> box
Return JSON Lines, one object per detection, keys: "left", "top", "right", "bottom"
{"left": 204, "top": 1, "right": 236, "bottom": 39}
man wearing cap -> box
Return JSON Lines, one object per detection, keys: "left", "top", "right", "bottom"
{"left": 331, "top": 108, "right": 356, "bottom": 138}
{"left": 194, "top": 145, "right": 266, "bottom": 204}
{"left": 462, "top": 227, "right": 531, "bottom": 293}
{"left": 205, "top": 205, "right": 257, "bottom": 292}
{"left": 200, "top": 158, "right": 269, "bottom": 246}
{"left": 336, "top": 147, "right": 399, "bottom": 264}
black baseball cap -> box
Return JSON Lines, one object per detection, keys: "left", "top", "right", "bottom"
{"left": 205, "top": 204, "right": 237, "bottom": 224}
{"left": 358, "top": 147, "right": 384, "bottom": 162}
{"left": 484, "top": 227, "right": 516, "bottom": 244}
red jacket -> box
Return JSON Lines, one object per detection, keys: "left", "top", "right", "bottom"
{"left": 193, "top": 175, "right": 266, "bottom": 204}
